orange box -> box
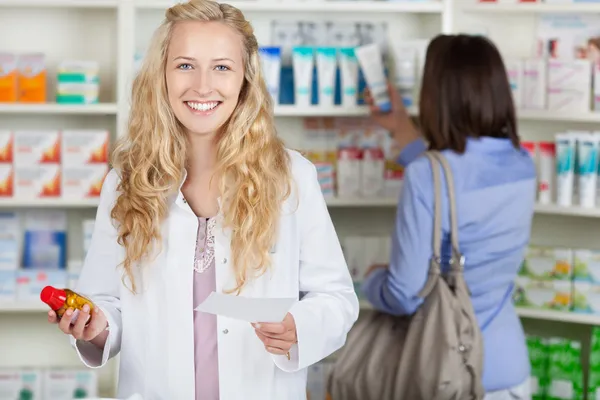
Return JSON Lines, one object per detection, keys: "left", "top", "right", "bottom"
{"left": 0, "top": 131, "right": 13, "bottom": 163}
{"left": 15, "top": 165, "right": 61, "bottom": 198}
{"left": 62, "top": 164, "right": 108, "bottom": 199}
{"left": 14, "top": 130, "right": 60, "bottom": 166}
{"left": 0, "top": 164, "right": 14, "bottom": 197}
{"left": 0, "top": 53, "right": 17, "bottom": 103}
{"left": 61, "top": 130, "right": 109, "bottom": 165}
{"left": 17, "top": 53, "right": 46, "bottom": 103}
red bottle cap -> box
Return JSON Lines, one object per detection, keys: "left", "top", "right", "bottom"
{"left": 40, "top": 286, "right": 67, "bottom": 310}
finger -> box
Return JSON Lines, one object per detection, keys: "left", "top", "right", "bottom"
{"left": 253, "top": 322, "right": 285, "bottom": 335}
{"left": 255, "top": 330, "right": 293, "bottom": 351}
{"left": 47, "top": 310, "right": 58, "bottom": 324}
{"left": 83, "top": 308, "right": 107, "bottom": 341}
{"left": 266, "top": 346, "right": 288, "bottom": 355}
{"left": 58, "top": 308, "right": 74, "bottom": 334}
{"left": 71, "top": 305, "right": 91, "bottom": 339}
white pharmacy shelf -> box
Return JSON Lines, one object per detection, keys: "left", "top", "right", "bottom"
{"left": 0, "top": 103, "right": 118, "bottom": 115}
{"left": 0, "top": 199, "right": 101, "bottom": 208}
{"left": 0, "top": 0, "right": 118, "bottom": 7}
{"left": 533, "top": 204, "right": 600, "bottom": 218}
{"left": 463, "top": 2, "right": 600, "bottom": 13}
{"left": 136, "top": 0, "right": 444, "bottom": 13}
{"left": 359, "top": 301, "right": 600, "bottom": 326}
{"left": 0, "top": 302, "right": 47, "bottom": 313}
{"left": 274, "top": 105, "right": 418, "bottom": 117}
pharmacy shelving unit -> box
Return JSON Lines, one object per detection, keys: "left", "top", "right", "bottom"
{"left": 2, "top": 0, "right": 600, "bottom": 397}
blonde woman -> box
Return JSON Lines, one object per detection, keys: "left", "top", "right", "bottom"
{"left": 46, "top": 1, "right": 359, "bottom": 398}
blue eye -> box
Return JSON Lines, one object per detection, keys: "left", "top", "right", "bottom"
{"left": 177, "top": 63, "right": 193, "bottom": 70}
{"left": 215, "top": 65, "right": 230, "bottom": 71}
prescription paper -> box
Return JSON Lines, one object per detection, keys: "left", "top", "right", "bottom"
{"left": 195, "top": 292, "right": 297, "bottom": 323}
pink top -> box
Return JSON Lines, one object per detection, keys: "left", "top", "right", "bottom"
{"left": 193, "top": 217, "right": 220, "bottom": 400}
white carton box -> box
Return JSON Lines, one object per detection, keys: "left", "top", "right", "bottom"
{"left": 548, "top": 59, "right": 592, "bottom": 90}
{"left": 15, "top": 165, "right": 61, "bottom": 198}
{"left": 13, "top": 130, "right": 60, "bottom": 166}
{"left": 61, "top": 164, "right": 108, "bottom": 199}
{"left": 43, "top": 369, "right": 98, "bottom": 400}
{"left": 0, "top": 212, "right": 20, "bottom": 270}
{"left": 523, "top": 59, "right": 547, "bottom": 110}
{"left": 0, "top": 163, "right": 13, "bottom": 197}
{"left": 0, "top": 130, "right": 12, "bottom": 163}
{"left": 0, "top": 271, "right": 16, "bottom": 301}
{"left": 61, "top": 129, "right": 109, "bottom": 166}
{"left": 16, "top": 270, "right": 67, "bottom": 302}
{"left": 0, "top": 369, "right": 42, "bottom": 400}
{"left": 505, "top": 59, "right": 524, "bottom": 108}
{"left": 547, "top": 88, "right": 591, "bottom": 112}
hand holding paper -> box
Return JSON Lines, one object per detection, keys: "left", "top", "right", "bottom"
{"left": 194, "top": 292, "right": 297, "bottom": 323}
{"left": 195, "top": 292, "right": 298, "bottom": 359}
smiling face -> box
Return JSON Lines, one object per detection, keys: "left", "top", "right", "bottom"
{"left": 166, "top": 20, "right": 246, "bottom": 138}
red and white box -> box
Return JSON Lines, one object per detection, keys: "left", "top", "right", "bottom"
{"left": 62, "top": 164, "right": 108, "bottom": 199}
{"left": 14, "top": 164, "right": 61, "bottom": 198}
{"left": 61, "top": 129, "right": 109, "bottom": 165}
{"left": 13, "top": 130, "right": 61, "bottom": 165}
{"left": 0, "top": 164, "right": 13, "bottom": 197}
{"left": 0, "top": 130, "right": 13, "bottom": 163}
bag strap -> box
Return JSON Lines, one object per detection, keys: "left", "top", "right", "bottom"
{"left": 430, "top": 151, "right": 464, "bottom": 272}
{"left": 418, "top": 151, "right": 464, "bottom": 297}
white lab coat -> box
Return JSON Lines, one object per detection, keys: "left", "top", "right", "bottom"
{"left": 70, "top": 150, "right": 359, "bottom": 400}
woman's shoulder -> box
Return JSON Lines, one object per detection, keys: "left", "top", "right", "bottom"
{"left": 286, "top": 148, "right": 318, "bottom": 181}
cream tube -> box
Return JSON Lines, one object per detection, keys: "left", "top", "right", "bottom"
{"left": 555, "top": 133, "right": 576, "bottom": 207}
{"left": 292, "top": 47, "right": 314, "bottom": 107}
{"left": 316, "top": 47, "right": 336, "bottom": 107}
{"left": 577, "top": 133, "right": 600, "bottom": 208}
{"left": 258, "top": 46, "right": 281, "bottom": 105}
{"left": 355, "top": 43, "right": 391, "bottom": 112}
{"left": 339, "top": 47, "right": 358, "bottom": 107}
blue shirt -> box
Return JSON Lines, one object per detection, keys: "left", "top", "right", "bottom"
{"left": 362, "top": 137, "right": 536, "bottom": 392}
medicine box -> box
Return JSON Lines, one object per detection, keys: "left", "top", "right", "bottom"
{"left": 0, "top": 164, "right": 13, "bottom": 197}
{"left": 573, "top": 249, "right": 600, "bottom": 283}
{"left": 61, "top": 129, "right": 109, "bottom": 165}
{"left": 21, "top": 210, "right": 67, "bottom": 269}
{"left": 513, "top": 276, "right": 572, "bottom": 311}
{"left": 0, "top": 270, "right": 16, "bottom": 301}
{"left": 62, "top": 164, "right": 108, "bottom": 199}
{"left": 505, "top": 59, "right": 523, "bottom": 109}
{"left": 573, "top": 281, "right": 600, "bottom": 314}
{"left": 0, "top": 212, "right": 19, "bottom": 270}
{"left": 0, "top": 130, "right": 13, "bottom": 163}
{"left": 17, "top": 53, "right": 46, "bottom": 103}
{"left": 43, "top": 369, "right": 98, "bottom": 400}
{"left": 519, "top": 246, "right": 573, "bottom": 280}
{"left": 14, "top": 130, "right": 61, "bottom": 166}
{"left": 14, "top": 165, "right": 61, "bottom": 198}
{"left": 0, "top": 53, "right": 17, "bottom": 102}
{"left": 0, "top": 369, "right": 42, "bottom": 400}
{"left": 17, "top": 270, "right": 68, "bottom": 300}
{"left": 523, "top": 59, "right": 547, "bottom": 110}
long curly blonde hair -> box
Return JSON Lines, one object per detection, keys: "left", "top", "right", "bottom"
{"left": 111, "top": 0, "right": 291, "bottom": 294}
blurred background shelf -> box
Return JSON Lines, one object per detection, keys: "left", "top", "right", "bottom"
{"left": 0, "top": 103, "right": 118, "bottom": 115}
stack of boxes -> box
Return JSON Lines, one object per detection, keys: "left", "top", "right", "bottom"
{"left": 0, "top": 130, "right": 109, "bottom": 200}
{"left": 514, "top": 246, "right": 573, "bottom": 311}
{"left": 56, "top": 61, "right": 100, "bottom": 105}
{"left": 0, "top": 53, "right": 100, "bottom": 104}
{"left": 0, "top": 211, "right": 94, "bottom": 304}
{"left": 0, "top": 368, "right": 98, "bottom": 399}
{"left": 505, "top": 58, "right": 598, "bottom": 113}
{"left": 302, "top": 117, "right": 403, "bottom": 200}
{"left": 514, "top": 245, "right": 600, "bottom": 315}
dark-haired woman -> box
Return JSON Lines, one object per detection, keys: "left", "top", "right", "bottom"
{"left": 362, "top": 34, "right": 535, "bottom": 399}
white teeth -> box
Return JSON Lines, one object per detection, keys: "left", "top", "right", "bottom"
{"left": 187, "top": 101, "right": 219, "bottom": 111}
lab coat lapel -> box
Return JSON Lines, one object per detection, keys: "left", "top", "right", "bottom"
{"left": 163, "top": 203, "right": 198, "bottom": 399}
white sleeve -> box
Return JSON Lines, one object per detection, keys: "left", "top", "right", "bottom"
{"left": 272, "top": 160, "right": 359, "bottom": 372}
{"left": 69, "top": 169, "right": 123, "bottom": 368}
